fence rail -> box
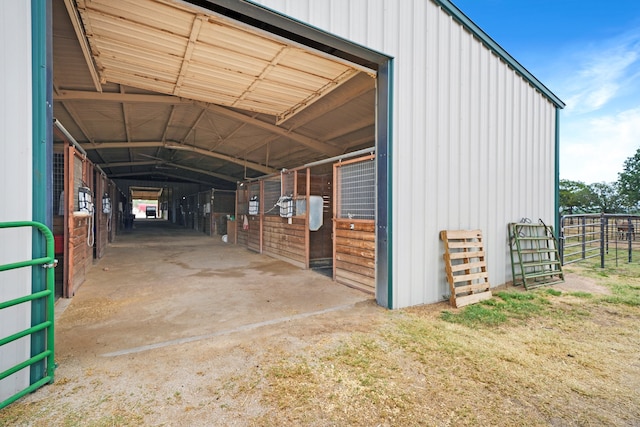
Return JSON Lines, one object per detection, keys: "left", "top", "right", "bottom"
{"left": 0, "top": 221, "right": 56, "bottom": 410}
{"left": 560, "top": 214, "right": 639, "bottom": 267}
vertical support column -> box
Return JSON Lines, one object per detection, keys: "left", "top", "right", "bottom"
{"left": 305, "top": 169, "right": 310, "bottom": 269}
{"left": 375, "top": 58, "right": 393, "bottom": 309}
{"left": 30, "top": 0, "right": 53, "bottom": 385}
{"left": 65, "top": 146, "right": 75, "bottom": 298}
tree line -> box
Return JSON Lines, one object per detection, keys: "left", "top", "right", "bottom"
{"left": 560, "top": 147, "right": 640, "bottom": 216}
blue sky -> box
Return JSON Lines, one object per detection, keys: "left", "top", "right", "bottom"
{"left": 453, "top": 0, "right": 640, "bottom": 185}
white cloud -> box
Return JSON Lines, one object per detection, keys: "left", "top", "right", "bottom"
{"left": 554, "top": 30, "right": 640, "bottom": 115}
{"left": 561, "top": 107, "right": 640, "bottom": 183}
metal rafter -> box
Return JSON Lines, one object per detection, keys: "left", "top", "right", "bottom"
{"left": 84, "top": 141, "right": 276, "bottom": 174}
{"left": 199, "top": 102, "right": 343, "bottom": 157}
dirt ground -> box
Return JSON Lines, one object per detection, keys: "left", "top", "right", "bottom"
{"left": 1, "top": 222, "right": 639, "bottom": 426}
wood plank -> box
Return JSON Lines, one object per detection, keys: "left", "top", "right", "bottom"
{"left": 336, "top": 252, "right": 376, "bottom": 268}
{"left": 335, "top": 229, "right": 375, "bottom": 241}
{"left": 449, "top": 261, "right": 487, "bottom": 273}
{"left": 333, "top": 237, "right": 375, "bottom": 251}
{"left": 447, "top": 241, "right": 484, "bottom": 249}
{"left": 335, "top": 220, "right": 375, "bottom": 232}
{"left": 444, "top": 229, "right": 483, "bottom": 239}
{"left": 450, "top": 271, "right": 489, "bottom": 284}
{"left": 335, "top": 272, "right": 375, "bottom": 294}
{"left": 336, "top": 269, "right": 375, "bottom": 287}
{"left": 334, "top": 244, "right": 375, "bottom": 259}
{"left": 263, "top": 248, "right": 306, "bottom": 264}
{"left": 263, "top": 231, "right": 306, "bottom": 245}
{"left": 453, "top": 282, "right": 491, "bottom": 294}
{"left": 262, "top": 240, "right": 305, "bottom": 252}
{"left": 447, "top": 250, "right": 485, "bottom": 260}
{"left": 454, "top": 291, "right": 493, "bottom": 308}
{"left": 335, "top": 260, "right": 375, "bottom": 278}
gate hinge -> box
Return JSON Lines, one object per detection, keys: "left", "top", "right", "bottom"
{"left": 43, "top": 259, "right": 58, "bottom": 269}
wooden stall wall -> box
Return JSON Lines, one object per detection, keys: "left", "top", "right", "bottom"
{"left": 333, "top": 155, "right": 376, "bottom": 294}
{"left": 211, "top": 190, "right": 236, "bottom": 237}
{"left": 334, "top": 219, "right": 375, "bottom": 293}
{"left": 65, "top": 145, "right": 95, "bottom": 297}
{"left": 262, "top": 216, "right": 306, "bottom": 268}
{"left": 260, "top": 171, "right": 308, "bottom": 268}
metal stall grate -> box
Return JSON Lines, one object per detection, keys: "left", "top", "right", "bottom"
{"left": 263, "top": 178, "right": 282, "bottom": 216}
{"left": 336, "top": 158, "right": 375, "bottom": 220}
{"left": 53, "top": 153, "right": 64, "bottom": 216}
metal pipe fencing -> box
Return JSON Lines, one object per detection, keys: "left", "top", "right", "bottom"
{"left": 560, "top": 214, "right": 639, "bottom": 267}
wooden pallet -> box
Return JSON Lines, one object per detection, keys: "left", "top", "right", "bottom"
{"left": 508, "top": 222, "right": 564, "bottom": 290}
{"left": 440, "top": 229, "right": 492, "bottom": 308}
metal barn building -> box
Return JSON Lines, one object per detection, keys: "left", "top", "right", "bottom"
{"left": 1, "top": 0, "right": 563, "bottom": 405}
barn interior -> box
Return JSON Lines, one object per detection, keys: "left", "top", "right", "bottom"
{"left": 51, "top": 0, "right": 381, "bottom": 298}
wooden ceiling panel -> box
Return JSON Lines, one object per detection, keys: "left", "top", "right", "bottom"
{"left": 197, "top": 19, "right": 285, "bottom": 61}
{"left": 76, "top": 0, "right": 371, "bottom": 120}
{"left": 78, "top": 0, "right": 195, "bottom": 37}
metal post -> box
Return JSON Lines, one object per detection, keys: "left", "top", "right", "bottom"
{"left": 559, "top": 216, "right": 564, "bottom": 265}
{"left": 581, "top": 216, "right": 586, "bottom": 261}
{"left": 600, "top": 214, "right": 605, "bottom": 268}
{"left": 628, "top": 217, "right": 633, "bottom": 263}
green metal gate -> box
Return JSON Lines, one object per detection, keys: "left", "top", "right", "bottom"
{"left": 0, "top": 221, "right": 56, "bottom": 410}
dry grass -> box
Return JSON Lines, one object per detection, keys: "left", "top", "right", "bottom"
{"left": 250, "top": 263, "right": 640, "bottom": 426}
{"left": 2, "top": 263, "right": 639, "bottom": 426}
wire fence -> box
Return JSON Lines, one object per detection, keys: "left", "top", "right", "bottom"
{"left": 560, "top": 214, "right": 639, "bottom": 267}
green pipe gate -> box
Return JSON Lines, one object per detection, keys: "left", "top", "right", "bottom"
{"left": 0, "top": 221, "right": 56, "bottom": 410}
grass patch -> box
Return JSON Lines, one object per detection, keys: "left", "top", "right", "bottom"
{"left": 441, "top": 303, "right": 507, "bottom": 326}
{"left": 568, "top": 291, "right": 593, "bottom": 298}
{"left": 601, "top": 283, "right": 640, "bottom": 306}
{"left": 545, "top": 288, "right": 562, "bottom": 296}
{"left": 566, "top": 260, "right": 640, "bottom": 306}
{"left": 440, "top": 290, "right": 552, "bottom": 327}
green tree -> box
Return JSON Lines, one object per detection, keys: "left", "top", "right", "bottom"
{"left": 618, "top": 148, "right": 640, "bottom": 211}
{"left": 589, "top": 182, "right": 624, "bottom": 213}
{"left": 559, "top": 179, "right": 595, "bottom": 215}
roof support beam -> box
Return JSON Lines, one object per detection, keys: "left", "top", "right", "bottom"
{"left": 164, "top": 162, "right": 238, "bottom": 183}
{"left": 63, "top": 0, "right": 102, "bottom": 92}
{"left": 200, "top": 103, "right": 343, "bottom": 157}
{"left": 53, "top": 91, "right": 346, "bottom": 157}
{"left": 98, "top": 161, "right": 157, "bottom": 168}
{"left": 84, "top": 141, "right": 276, "bottom": 174}
{"left": 97, "top": 160, "right": 237, "bottom": 182}
{"left": 54, "top": 90, "right": 191, "bottom": 104}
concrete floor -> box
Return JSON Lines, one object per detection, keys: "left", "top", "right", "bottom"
{"left": 55, "top": 220, "right": 373, "bottom": 358}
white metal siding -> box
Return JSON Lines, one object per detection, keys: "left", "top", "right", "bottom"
{"left": 251, "top": 0, "right": 558, "bottom": 307}
{"left": 0, "top": 1, "right": 33, "bottom": 401}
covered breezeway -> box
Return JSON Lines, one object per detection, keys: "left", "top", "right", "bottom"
{"left": 52, "top": 0, "right": 391, "bottom": 305}
{"left": 56, "top": 221, "right": 372, "bottom": 358}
